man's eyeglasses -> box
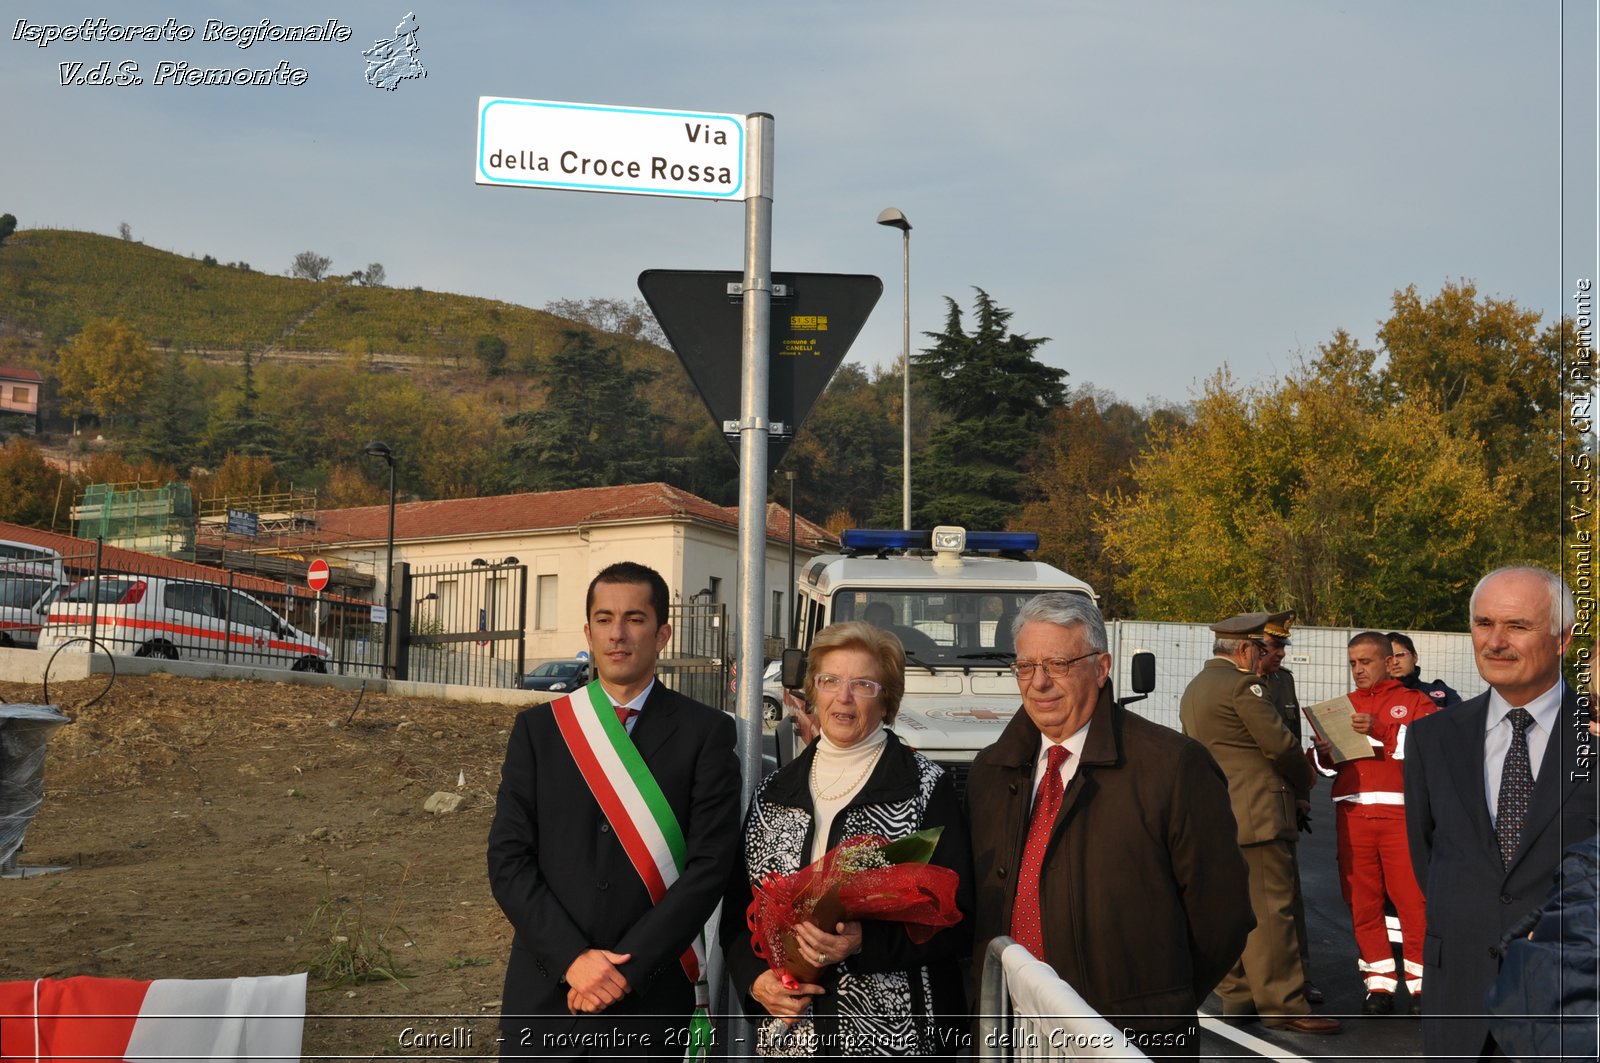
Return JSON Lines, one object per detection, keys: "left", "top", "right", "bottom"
{"left": 1010, "top": 651, "right": 1101, "bottom": 681}
{"left": 813, "top": 674, "right": 884, "bottom": 699}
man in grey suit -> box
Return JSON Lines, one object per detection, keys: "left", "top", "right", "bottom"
{"left": 1405, "top": 566, "right": 1597, "bottom": 1060}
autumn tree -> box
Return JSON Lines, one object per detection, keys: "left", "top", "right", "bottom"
{"left": 55, "top": 317, "right": 157, "bottom": 429}
{"left": 190, "top": 453, "right": 285, "bottom": 505}
{"left": 1373, "top": 281, "right": 1563, "bottom": 562}
{"left": 1099, "top": 366, "right": 1513, "bottom": 628}
{"left": 910, "top": 290, "right": 1065, "bottom": 529}
{"left": 1012, "top": 390, "right": 1173, "bottom": 616}
{"left": 0, "top": 438, "right": 70, "bottom": 529}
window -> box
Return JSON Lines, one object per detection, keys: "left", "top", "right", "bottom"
{"left": 536, "top": 574, "right": 558, "bottom": 630}
{"left": 772, "top": 590, "right": 784, "bottom": 639}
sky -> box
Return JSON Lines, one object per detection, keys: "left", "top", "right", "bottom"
{"left": 2, "top": 0, "right": 1595, "bottom": 410}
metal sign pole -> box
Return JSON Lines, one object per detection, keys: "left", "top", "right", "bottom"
{"left": 736, "top": 112, "right": 774, "bottom": 812}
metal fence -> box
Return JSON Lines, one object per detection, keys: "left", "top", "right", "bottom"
{"left": 34, "top": 544, "right": 385, "bottom": 677}
{"left": 402, "top": 560, "right": 527, "bottom": 688}
{"left": 662, "top": 601, "right": 729, "bottom": 710}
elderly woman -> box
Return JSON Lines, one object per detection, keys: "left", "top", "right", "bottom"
{"left": 722, "top": 621, "right": 972, "bottom": 1058}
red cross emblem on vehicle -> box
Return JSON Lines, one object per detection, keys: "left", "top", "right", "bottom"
{"left": 254, "top": 633, "right": 269, "bottom": 648}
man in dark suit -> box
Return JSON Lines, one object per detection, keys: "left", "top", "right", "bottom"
{"left": 488, "top": 562, "right": 741, "bottom": 1059}
{"left": 969, "top": 593, "right": 1253, "bottom": 1059}
{"left": 1405, "top": 566, "right": 1596, "bottom": 1060}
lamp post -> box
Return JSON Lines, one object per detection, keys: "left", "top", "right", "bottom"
{"left": 876, "top": 207, "right": 912, "bottom": 530}
{"left": 363, "top": 440, "right": 396, "bottom": 678}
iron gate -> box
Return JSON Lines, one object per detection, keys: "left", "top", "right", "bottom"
{"left": 661, "top": 601, "right": 729, "bottom": 710}
{"left": 402, "top": 560, "right": 527, "bottom": 688}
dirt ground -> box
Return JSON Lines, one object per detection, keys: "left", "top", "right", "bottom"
{"left": 2, "top": 673, "right": 525, "bottom": 1059}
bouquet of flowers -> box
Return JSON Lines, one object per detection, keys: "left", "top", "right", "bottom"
{"left": 746, "top": 828, "right": 962, "bottom": 985}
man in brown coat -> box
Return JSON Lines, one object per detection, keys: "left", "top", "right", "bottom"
{"left": 969, "top": 593, "right": 1253, "bottom": 1059}
{"left": 1180, "top": 613, "right": 1339, "bottom": 1034}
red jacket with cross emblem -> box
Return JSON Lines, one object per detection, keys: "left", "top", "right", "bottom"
{"left": 1311, "top": 678, "right": 1438, "bottom": 814}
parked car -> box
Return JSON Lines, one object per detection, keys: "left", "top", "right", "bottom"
{"left": 39, "top": 574, "right": 330, "bottom": 672}
{"left": 0, "top": 543, "right": 67, "bottom": 650}
{"left": 761, "top": 658, "right": 787, "bottom": 722}
{"left": 520, "top": 658, "right": 591, "bottom": 692}
{"left": 0, "top": 570, "right": 64, "bottom": 650}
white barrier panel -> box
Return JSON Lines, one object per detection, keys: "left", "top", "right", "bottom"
{"left": 979, "top": 939, "right": 1148, "bottom": 1061}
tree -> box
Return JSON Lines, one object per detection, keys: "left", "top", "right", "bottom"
{"left": 117, "top": 222, "right": 132, "bottom": 241}
{"left": 291, "top": 251, "right": 332, "bottom": 281}
{"left": 1373, "top": 281, "right": 1563, "bottom": 563}
{"left": 545, "top": 296, "right": 667, "bottom": 347}
{"left": 201, "top": 351, "right": 279, "bottom": 461}
{"left": 1099, "top": 366, "right": 1514, "bottom": 627}
{"left": 55, "top": 318, "right": 158, "bottom": 428}
{"left": 780, "top": 363, "right": 899, "bottom": 526}
{"left": 191, "top": 453, "right": 284, "bottom": 504}
{"left": 911, "top": 289, "right": 1066, "bottom": 528}
{"left": 360, "top": 262, "right": 386, "bottom": 287}
{"left": 129, "top": 349, "right": 202, "bottom": 473}
{"left": 475, "top": 334, "right": 508, "bottom": 377}
{"left": 1012, "top": 390, "right": 1169, "bottom": 616}
{"left": 501, "top": 329, "right": 671, "bottom": 490}
{"left": 0, "top": 438, "right": 69, "bottom": 529}
{"left": 0, "top": 213, "right": 16, "bottom": 247}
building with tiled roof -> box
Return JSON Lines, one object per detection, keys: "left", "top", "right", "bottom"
{"left": 284, "top": 482, "right": 835, "bottom": 664}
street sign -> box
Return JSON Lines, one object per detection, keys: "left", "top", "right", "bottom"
{"left": 476, "top": 97, "right": 746, "bottom": 200}
{"left": 638, "top": 270, "right": 882, "bottom": 466}
{"left": 306, "top": 559, "right": 330, "bottom": 592}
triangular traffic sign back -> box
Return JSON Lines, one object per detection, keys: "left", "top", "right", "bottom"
{"left": 639, "top": 270, "right": 882, "bottom": 466}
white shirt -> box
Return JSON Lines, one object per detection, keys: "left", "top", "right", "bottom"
{"left": 603, "top": 678, "right": 656, "bottom": 734}
{"left": 1483, "top": 679, "right": 1563, "bottom": 823}
{"left": 1029, "top": 718, "right": 1092, "bottom": 812}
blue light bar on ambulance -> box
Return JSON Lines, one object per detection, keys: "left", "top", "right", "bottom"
{"left": 839, "top": 529, "right": 1040, "bottom": 553}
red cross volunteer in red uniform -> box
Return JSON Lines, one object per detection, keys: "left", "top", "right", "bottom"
{"left": 1311, "top": 631, "right": 1437, "bottom": 1016}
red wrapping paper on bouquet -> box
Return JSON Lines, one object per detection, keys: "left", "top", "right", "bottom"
{"left": 746, "top": 829, "right": 962, "bottom": 986}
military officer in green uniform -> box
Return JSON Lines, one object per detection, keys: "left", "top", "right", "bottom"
{"left": 1254, "top": 612, "right": 1321, "bottom": 1005}
{"left": 1180, "top": 613, "right": 1340, "bottom": 1035}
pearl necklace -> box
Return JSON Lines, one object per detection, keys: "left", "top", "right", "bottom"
{"left": 810, "top": 742, "right": 886, "bottom": 802}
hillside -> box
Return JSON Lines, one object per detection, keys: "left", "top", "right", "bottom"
{"left": 0, "top": 228, "right": 568, "bottom": 364}
{"left": 0, "top": 228, "right": 725, "bottom": 500}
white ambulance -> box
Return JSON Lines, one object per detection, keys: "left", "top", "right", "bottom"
{"left": 778, "top": 527, "right": 1152, "bottom": 787}
{"left": 40, "top": 574, "right": 330, "bottom": 672}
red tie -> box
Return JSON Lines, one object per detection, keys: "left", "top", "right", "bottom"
{"left": 615, "top": 705, "right": 639, "bottom": 730}
{"left": 1012, "top": 744, "right": 1069, "bottom": 960}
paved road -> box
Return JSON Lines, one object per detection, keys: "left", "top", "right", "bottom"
{"left": 1198, "top": 783, "right": 1427, "bottom": 1062}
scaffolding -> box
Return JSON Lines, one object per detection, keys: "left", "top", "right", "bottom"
{"left": 72, "top": 482, "right": 196, "bottom": 558}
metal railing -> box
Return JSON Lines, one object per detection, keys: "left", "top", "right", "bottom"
{"left": 978, "top": 938, "right": 1148, "bottom": 1062}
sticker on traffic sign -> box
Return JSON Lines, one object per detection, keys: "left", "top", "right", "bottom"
{"left": 476, "top": 97, "right": 746, "bottom": 200}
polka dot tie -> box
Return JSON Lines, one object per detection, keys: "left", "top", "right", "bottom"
{"left": 1495, "top": 708, "right": 1534, "bottom": 869}
{"left": 1012, "top": 745, "right": 1069, "bottom": 960}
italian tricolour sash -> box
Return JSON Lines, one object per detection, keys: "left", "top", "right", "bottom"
{"left": 549, "top": 680, "right": 712, "bottom": 1062}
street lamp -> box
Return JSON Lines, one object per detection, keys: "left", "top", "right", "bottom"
{"left": 876, "top": 207, "right": 912, "bottom": 530}
{"left": 363, "top": 440, "right": 396, "bottom": 678}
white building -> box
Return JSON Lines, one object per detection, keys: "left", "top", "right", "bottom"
{"left": 296, "top": 481, "right": 834, "bottom": 662}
